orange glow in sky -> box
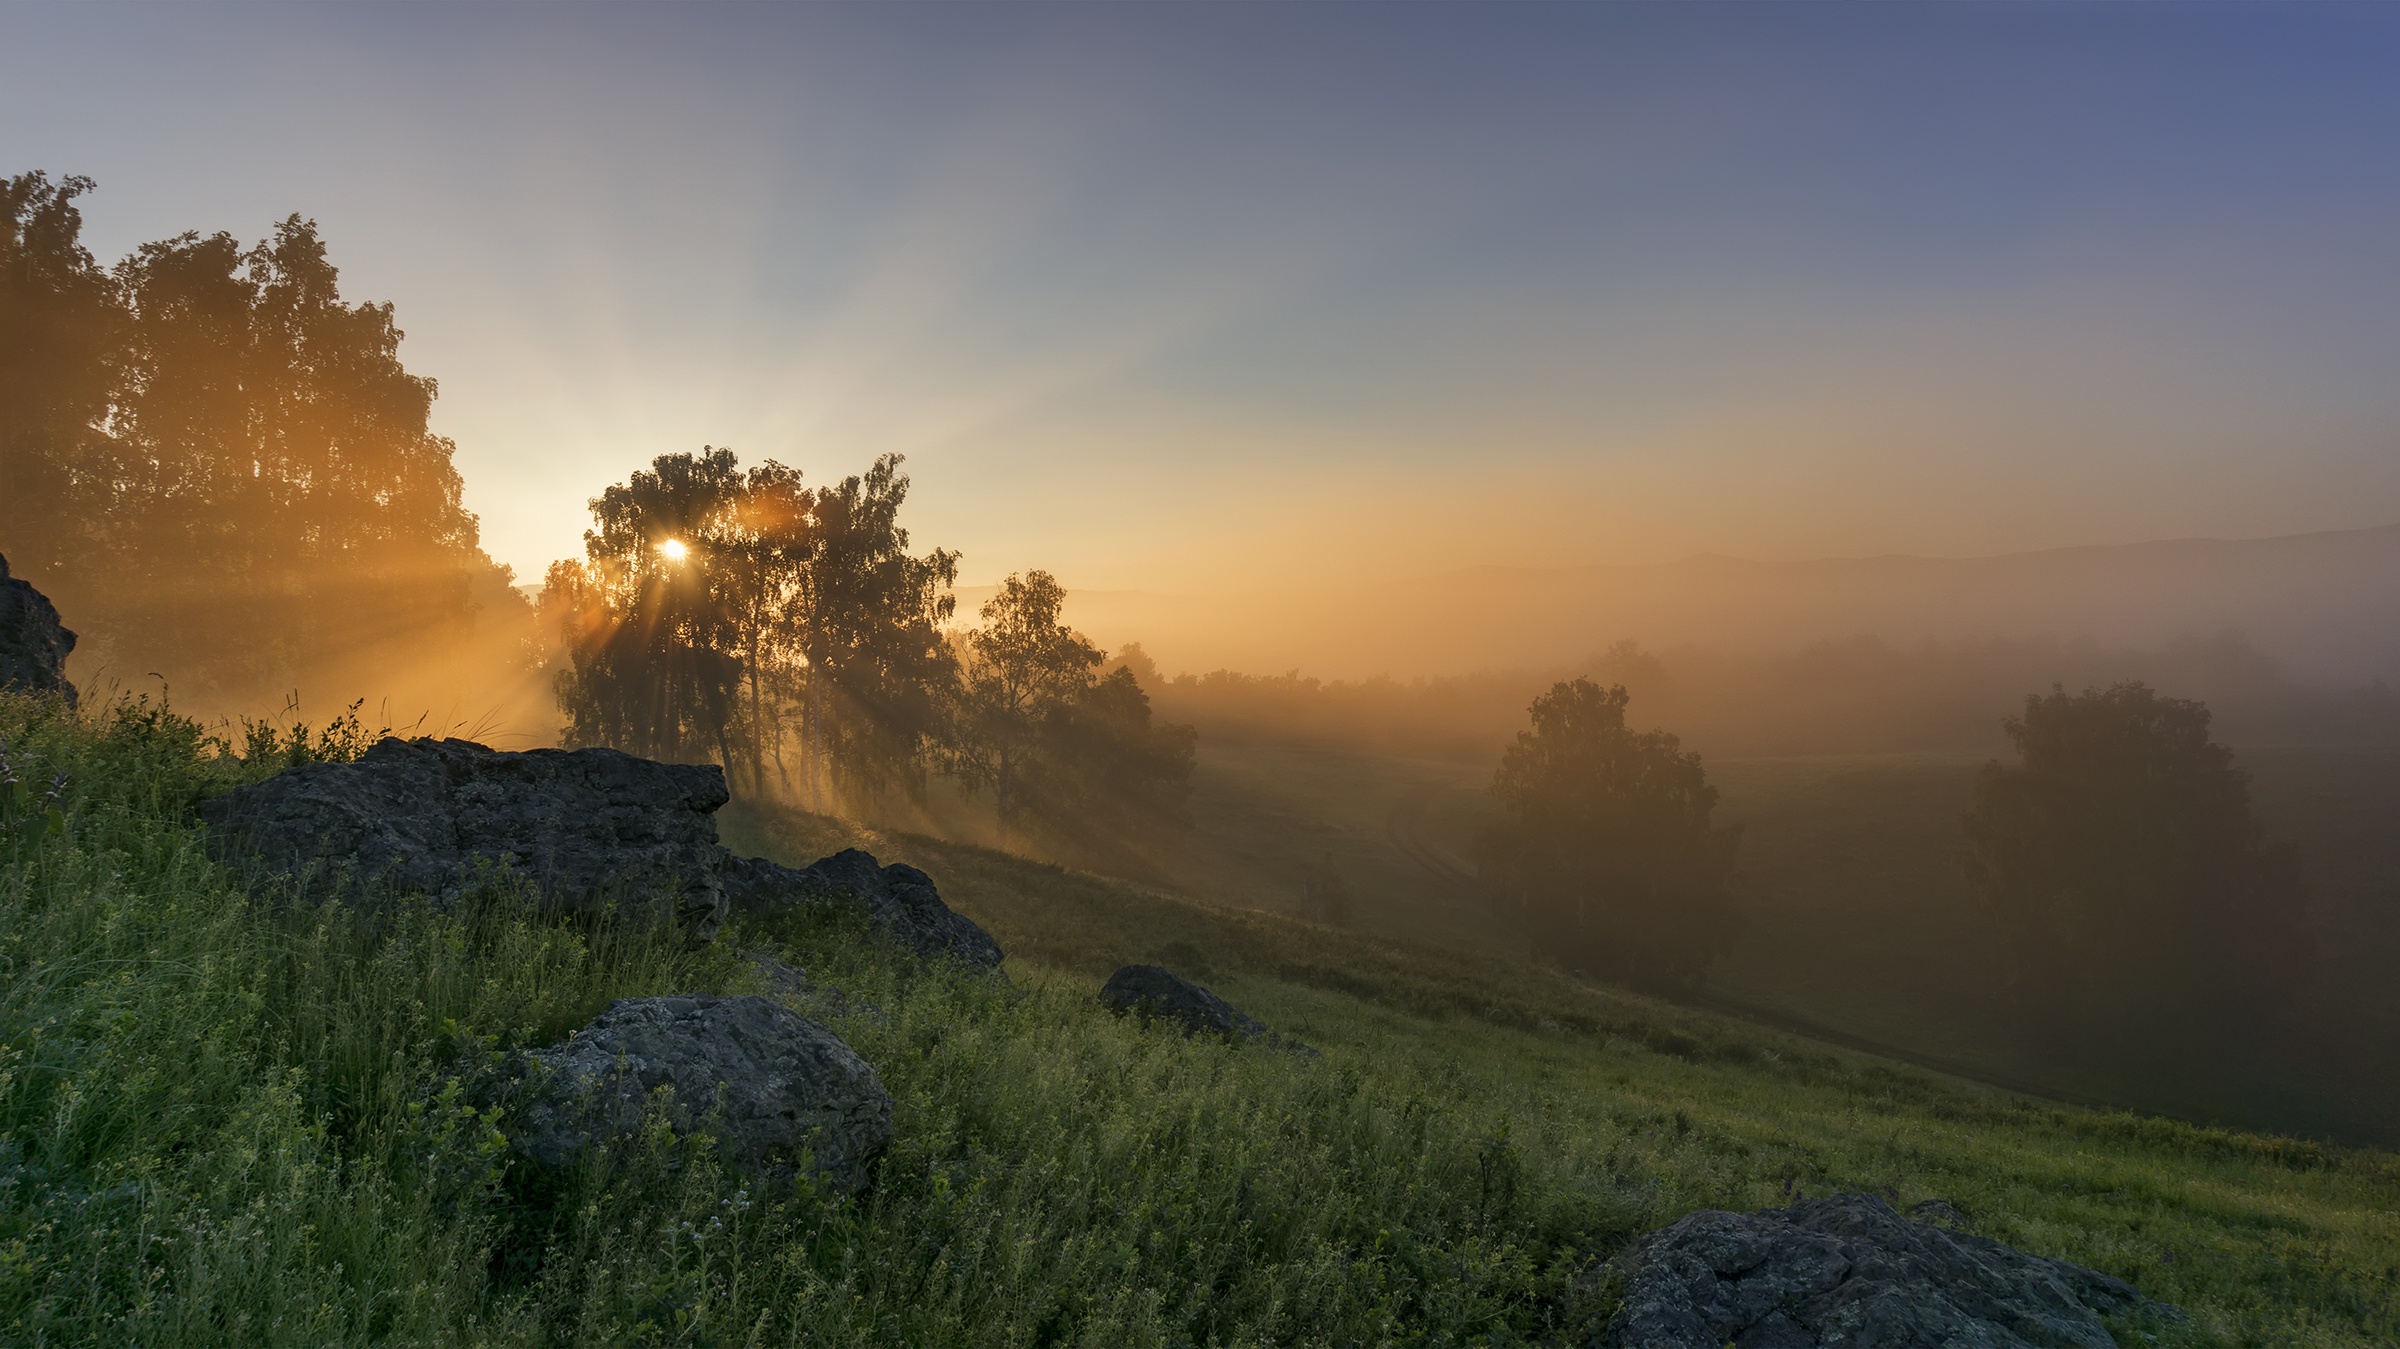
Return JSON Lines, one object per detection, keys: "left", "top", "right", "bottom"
{"left": 8, "top": 5, "right": 2400, "bottom": 637}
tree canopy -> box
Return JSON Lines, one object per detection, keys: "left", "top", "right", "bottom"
{"left": 1, "top": 171, "right": 518, "bottom": 711}
{"left": 957, "top": 572, "right": 1195, "bottom": 848}
{"left": 1474, "top": 678, "right": 1740, "bottom": 988}
{"left": 543, "top": 449, "right": 959, "bottom": 805}
{"left": 1963, "top": 682, "right": 2308, "bottom": 1042}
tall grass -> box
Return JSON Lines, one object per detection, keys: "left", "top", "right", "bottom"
{"left": 4, "top": 691, "right": 2398, "bottom": 1346}
{"left": 0, "top": 695, "right": 1617, "bottom": 1345}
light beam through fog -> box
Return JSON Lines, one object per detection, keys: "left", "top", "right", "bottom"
{"left": 6, "top": 3, "right": 2400, "bottom": 620}
{"left": 15, "top": 9, "right": 2400, "bottom": 1329}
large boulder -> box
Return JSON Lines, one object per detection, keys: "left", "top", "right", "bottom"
{"left": 1600, "top": 1192, "right": 2177, "bottom": 1348}
{"left": 0, "top": 553, "right": 76, "bottom": 707}
{"left": 514, "top": 994, "right": 892, "bottom": 1193}
{"left": 723, "top": 847, "right": 1003, "bottom": 969}
{"left": 198, "top": 736, "right": 731, "bottom": 938}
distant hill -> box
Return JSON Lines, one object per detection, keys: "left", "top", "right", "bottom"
{"left": 1027, "top": 524, "right": 2400, "bottom": 681}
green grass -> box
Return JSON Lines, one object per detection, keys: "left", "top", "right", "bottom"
{"left": 6, "top": 693, "right": 2400, "bottom": 1345}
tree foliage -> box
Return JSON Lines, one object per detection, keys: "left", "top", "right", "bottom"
{"left": 959, "top": 571, "right": 1105, "bottom": 840}
{"left": 545, "top": 485, "right": 1192, "bottom": 843}
{"left": 1963, "top": 682, "right": 2309, "bottom": 1037}
{"left": 797, "top": 457, "right": 960, "bottom": 805}
{"left": 956, "top": 572, "right": 1196, "bottom": 846}
{"left": 1474, "top": 678, "right": 1740, "bottom": 988}
{"left": 548, "top": 449, "right": 753, "bottom": 769}
{"left": 1, "top": 172, "right": 517, "bottom": 708}
{"left": 543, "top": 450, "right": 959, "bottom": 806}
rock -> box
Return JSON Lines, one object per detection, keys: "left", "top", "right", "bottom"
{"left": 1600, "top": 1191, "right": 2178, "bottom": 1349}
{"left": 747, "top": 951, "right": 812, "bottom": 1001}
{"left": 0, "top": 553, "right": 77, "bottom": 707}
{"left": 198, "top": 736, "right": 731, "bottom": 939}
{"left": 1099, "top": 965, "right": 1312, "bottom": 1056}
{"left": 514, "top": 994, "right": 892, "bottom": 1192}
{"left": 723, "top": 847, "right": 1003, "bottom": 969}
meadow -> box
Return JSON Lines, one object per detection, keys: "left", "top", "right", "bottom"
{"left": 1150, "top": 740, "right": 2400, "bottom": 1149}
{"left": 4, "top": 691, "right": 2398, "bottom": 1346}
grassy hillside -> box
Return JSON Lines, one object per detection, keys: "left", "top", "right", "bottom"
{"left": 5, "top": 694, "right": 2399, "bottom": 1346}
{"left": 1158, "top": 741, "right": 2400, "bottom": 1147}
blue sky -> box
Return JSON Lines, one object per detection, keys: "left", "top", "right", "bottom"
{"left": 6, "top": 2, "right": 2399, "bottom": 592}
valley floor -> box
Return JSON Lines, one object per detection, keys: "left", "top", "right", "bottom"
{"left": 1138, "top": 740, "right": 2400, "bottom": 1148}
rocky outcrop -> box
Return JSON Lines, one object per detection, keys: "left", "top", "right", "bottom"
{"left": 198, "top": 736, "right": 732, "bottom": 939}
{"left": 514, "top": 994, "right": 892, "bottom": 1193}
{"left": 1600, "top": 1191, "right": 2177, "bottom": 1348}
{"left": 1099, "top": 965, "right": 1311, "bottom": 1056}
{"left": 723, "top": 848, "right": 1003, "bottom": 969}
{"left": 0, "top": 553, "right": 76, "bottom": 707}
{"left": 198, "top": 738, "right": 1008, "bottom": 963}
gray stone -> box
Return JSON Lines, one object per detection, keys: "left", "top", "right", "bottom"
{"left": 514, "top": 994, "right": 892, "bottom": 1193}
{"left": 723, "top": 847, "right": 1003, "bottom": 969}
{"left": 747, "top": 951, "right": 812, "bottom": 1001}
{"left": 198, "top": 736, "right": 731, "bottom": 939}
{"left": 1600, "top": 1192, "right": 2177, "bottom": 1349}
{"left": 1099, "top": 965, "right": 1312, "bottom": 1056}
{"left": 0, "top": 553, "right": 76, "bottom": 707}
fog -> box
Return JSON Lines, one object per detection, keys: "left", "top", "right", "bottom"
{"left": 1029, "top": 522, "right": 2400, "bottom": 691}
{"left": 12, "top": 5, "right": 2400, "bottom": 1153}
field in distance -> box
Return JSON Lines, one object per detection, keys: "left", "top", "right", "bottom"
{"left": 1143, "top": 740, "right": 2400, "bottom": 1147}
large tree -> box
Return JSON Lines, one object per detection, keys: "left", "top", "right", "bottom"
{"left": 545, "top": 449, "right": 958, "bottom": 806}
{"left": 1, "top": 175, "right": 515, "bottom": 710}
{"left": 0, "top": 173, "right": 120, "bottom": 581}
{"left": 548, "top": 449, "right": 754, "bottom": 769}
{"left": 957, "top": 574, "right": 1195, "bottom": 852}
{"left": 1474, "top": 678, "right": 1741, "bottom": 989}
{"left": 959, "top": 571, "right": 1103, "bottom": 844}
{"left": 1963, "top": 682, "right": 2308, "bottom": 1041}
{"left": 793, "top": 455, "right": 959, "bottom": 809}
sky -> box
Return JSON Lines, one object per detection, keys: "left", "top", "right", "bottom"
{"left": 7, "top": 2, "right": 2400, "bottom": 599}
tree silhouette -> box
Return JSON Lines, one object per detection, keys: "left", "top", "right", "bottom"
{"left": 1, "top": 175, "right": 514, "bottom": 708}
{"left": 1964, "top": 682, "right": 2308, "bottom": 1044}
{"left": 0, "top": 173, "right": 119, "bottom": 582}
{"left": 956, "top": 574, "right": 1195, "bottom": 851}
{"left": 544, "top": 449, "right": 958, "bottom": 806}
{"left": 960, "top": 571, "right": 1102, "bottom": 843}
{"left": 793, "top": 455, "right": 959, "bottom": 808}
{"left": 1474, "top": 678, "right": 1740, "bottom": 989}
{"left": 550, "top": 449, "right": 752, "bottom": 768}
{"left": 1026, "top": 663, "right": 1198, "bottom": 846}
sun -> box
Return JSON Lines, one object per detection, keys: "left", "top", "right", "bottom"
{"left": 658, "top": 538, "right": 689, "bottom": 562}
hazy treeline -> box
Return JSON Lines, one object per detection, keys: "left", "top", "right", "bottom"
{"left": 542, "top": 450, "right": 1196, "bottom": 851}
{"left": 1473, "top": 670, "right": 2311, "bottom": 1115}
{"left": 0, "top": 173, "right": 532, "bottom": 718}
{"left": 1144, "top": 632, "right": 2400, "bottom": 763}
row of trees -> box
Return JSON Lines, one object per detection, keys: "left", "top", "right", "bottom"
{"left": 540, "top": 450, "right": 1196, "bottom": 846}
{"left": 1476, "top": 675, "right": 2309, "bottom": 1049}
{"left": 3, "top": 170, "right": 1179, "bottom": 849}
{"left": 1, "top": 172, "right": 517, "bottom": 709}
